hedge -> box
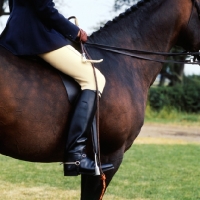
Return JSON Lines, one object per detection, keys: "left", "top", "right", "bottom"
{"left": 148, "top": 75, "right": 200, "bottom": 113}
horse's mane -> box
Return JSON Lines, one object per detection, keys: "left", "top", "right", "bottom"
{"left": 90, "top": 0, "right": 161, "bottom": 38}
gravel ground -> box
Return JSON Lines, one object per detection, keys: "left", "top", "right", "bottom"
{"left": 135, "top": 123, "right": 200, "bottom": 144}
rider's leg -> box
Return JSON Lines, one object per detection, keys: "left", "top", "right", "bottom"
{"left": 39, "top": 45, "right": 114, "bottom": 176}
{"left": 39, "top": 45, "right": 105, "bottom": 92}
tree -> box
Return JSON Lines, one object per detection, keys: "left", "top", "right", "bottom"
{"left": 0, "top": 0, "right": 9, "bottom": 16}
{"left": 114, "top": 0, "right": 138, "bottom": 11}
{"left": 159, "top": 47, "right": 185, "bottom": 87}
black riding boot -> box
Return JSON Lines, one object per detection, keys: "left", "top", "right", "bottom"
{"left": 64, "top": 89, "right": 114, "bottom": 176}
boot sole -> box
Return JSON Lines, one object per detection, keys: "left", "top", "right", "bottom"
{"left": 64, "top": 171, "right": 80, "bottom": 176}
{"left": 64, "top": 166, "right": 114, "bottom": 176}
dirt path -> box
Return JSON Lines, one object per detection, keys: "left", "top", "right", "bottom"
{"left": 135, "top": 123, "right": 200, "bottom": 144}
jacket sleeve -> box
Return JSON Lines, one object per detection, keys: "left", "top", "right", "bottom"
{"left": 32, "top": 0, "right": 80, "bottom": 41}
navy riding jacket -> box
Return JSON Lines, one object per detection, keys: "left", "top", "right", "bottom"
{"left": 0, "top": 0, "right": 80, "bottom": 55}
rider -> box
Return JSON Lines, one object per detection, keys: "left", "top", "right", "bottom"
{"left": 0, "top": 0, "right": 113, "bottom": 176}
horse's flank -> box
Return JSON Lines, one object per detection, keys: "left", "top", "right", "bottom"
{"left": 0, "top": 50, "right": 69, "bottom": 162}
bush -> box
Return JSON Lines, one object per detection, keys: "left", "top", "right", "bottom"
{"left": 149, "top": 87, "right": 169, "bottom": 110}
{"left": 149, "top": 75, "right": 200, "bottom": 113}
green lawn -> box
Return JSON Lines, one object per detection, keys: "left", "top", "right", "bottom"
{"left": 0, "top": 144, "right": 200, "bottom": 200}
{"left": 145, "top": 105, "right": 200, "bottom": 125}
{"left": 107, "top": 144, "right": 200, "bottom": 200}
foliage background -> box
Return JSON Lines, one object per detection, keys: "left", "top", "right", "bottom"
{"left": 149, "top": 75, "right": 200, "bottom": 113}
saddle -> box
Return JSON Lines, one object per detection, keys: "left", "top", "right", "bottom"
{"left": 59, "top": 72, "right": 80, "bottom": 104}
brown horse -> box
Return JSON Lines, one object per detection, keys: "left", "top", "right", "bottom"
{"left": 0, "top": 0, "right": 200, "bottom": 199}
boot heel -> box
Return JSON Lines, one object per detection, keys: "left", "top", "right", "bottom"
{"left": 64, "top": 171, "right": 79, "bottom": 176}
{"left": 64, "top": 164, "right": 80, "bottom": 176}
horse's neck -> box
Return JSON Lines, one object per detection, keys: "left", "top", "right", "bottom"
{"left": 89, "top": 0, "right": 191, "bottom": 86}
{"left": 90, "top": 0, "right": 190, "bottom": 52}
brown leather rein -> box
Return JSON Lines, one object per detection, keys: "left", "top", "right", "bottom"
{"left": 85, "top": 0, "right": 200, "bottom": 66}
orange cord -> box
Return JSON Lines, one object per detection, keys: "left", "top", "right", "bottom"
{"left": 99, "top": 173, "right": 106, "bottom": 200}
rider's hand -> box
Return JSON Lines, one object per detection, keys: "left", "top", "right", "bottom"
{"left": 77, "top": 29, "right": 88, "bottom": 43}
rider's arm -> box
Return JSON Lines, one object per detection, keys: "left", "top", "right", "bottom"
{"left": 31, "top": 0, "right": 80, "bottom": 41}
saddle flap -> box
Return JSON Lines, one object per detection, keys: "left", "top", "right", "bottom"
{"left": 59, "top": 72, "right": 81, "bottom": 104}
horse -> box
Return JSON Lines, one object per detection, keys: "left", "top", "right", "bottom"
{"left": 0, "top": 0, "right": 200, "bottom": 199}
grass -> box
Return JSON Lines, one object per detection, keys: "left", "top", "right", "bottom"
{"left": 107, "top": 144, "right": 200, "bottom": 200}
{"left": 145, "top": 105, "right": 200, "bottom": 126}
{"left": 1, "top": 144, "right": 200, "bottom": 200}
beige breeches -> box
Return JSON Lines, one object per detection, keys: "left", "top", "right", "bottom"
{"left": 39, "top": 45, "right": 106, "bottom": 93}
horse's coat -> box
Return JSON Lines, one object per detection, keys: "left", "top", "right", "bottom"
{"left": 0, "top": 0, "right": 200, "bottom": 199}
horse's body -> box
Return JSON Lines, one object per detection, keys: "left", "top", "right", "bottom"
{"left": 0, "top": 0, "right": 200, "bottom": 199}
